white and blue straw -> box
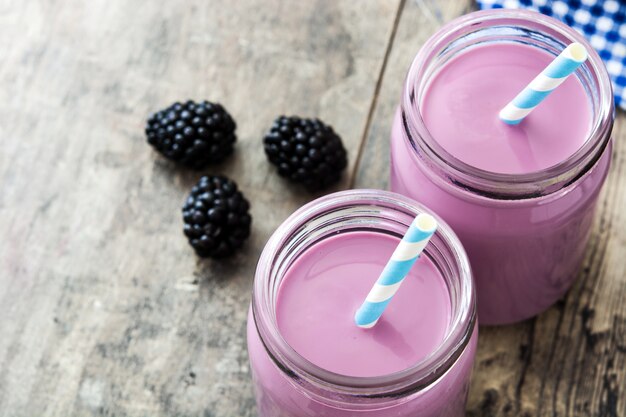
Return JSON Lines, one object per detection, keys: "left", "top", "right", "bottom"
{"left": 499, "top": 42, "right": 588, "bottom": 125}
{"left": 354, "top": 213, "right": 437, "bottom": 329}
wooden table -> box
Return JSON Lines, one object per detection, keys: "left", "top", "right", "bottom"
{"left": 1, "top": 0, "right": 624, "bottom": 415}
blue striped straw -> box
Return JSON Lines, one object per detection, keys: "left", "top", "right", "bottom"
{"left": 499, "top": 42, "right": 588, "bottom": 125}
{"left": 354, "top": 213, "right": 438, "bottom": 329}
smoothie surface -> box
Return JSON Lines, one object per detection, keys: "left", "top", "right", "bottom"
{"left": 276, "top": 231, "right": 450, "bottom": 377}
{"left": 421, "top": 43, "right": 591, "bottom": 174}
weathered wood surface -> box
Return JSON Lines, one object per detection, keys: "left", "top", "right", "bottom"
{"left": 0, "top": 0, "right": 623, "bottom": 416}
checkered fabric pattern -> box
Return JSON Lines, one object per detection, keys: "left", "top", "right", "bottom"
{"left": 476, "top": 0, "right": 626, "bottom": 110}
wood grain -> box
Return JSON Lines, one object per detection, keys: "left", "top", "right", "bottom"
{"left": 0, "top": 1, "right": 400, "bottom": 415}
{"left": 0, "top": 0, "right": 624, "bottom": 416}
{"left": 355, "top": 1, "right": 626, "bottom": 416}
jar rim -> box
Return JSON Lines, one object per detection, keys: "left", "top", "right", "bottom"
{"left": 402, "top": 9, "right": 614, "bottom": 199}
{"left": 251, "top": 190, "right": 476, "bottom": 404}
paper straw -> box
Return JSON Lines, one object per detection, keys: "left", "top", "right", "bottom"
{"left": 499, "top": 42, "right": 588, "bottom": 125}
{"left": 354, "top": 213, "right": 437, "bottom": 329}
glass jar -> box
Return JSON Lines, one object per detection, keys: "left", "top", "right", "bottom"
{"left": 390, "top": 10, "right": 614, "bottom": 325}
{"left": 247, "top": 190, "right": 477, "bottom": 417}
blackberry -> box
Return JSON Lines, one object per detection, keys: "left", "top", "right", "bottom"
{"left": 145, "top": 100, "right": 236, "bottom": 169}
{"left": 263, "top": 116, "right": 348, "bottom": 190}
{"left": 182, "top": 176, "right": 251, "bottom": 258}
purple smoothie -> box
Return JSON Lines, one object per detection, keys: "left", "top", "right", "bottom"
{"left": 390, "top": 25, "right": 613, "bottom": 324}
{"left": 421, "top": 43, "right": 590, "bottom": 174}
{"left": 276, "top": 231, "right": 450, "bottom": 377}
{"left": 248, "top": 190, "right": 478, "bottom": 417}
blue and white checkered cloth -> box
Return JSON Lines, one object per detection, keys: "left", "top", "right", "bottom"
{"left": 477, "top": 0, "right": 626, "bottom": 110}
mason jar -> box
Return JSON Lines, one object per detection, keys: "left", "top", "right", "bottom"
{"left": 247, "top": 190, "right": 477, "bottom": 417}
{"left": 390, "top": 10, "right": 614, "bottom": 324}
